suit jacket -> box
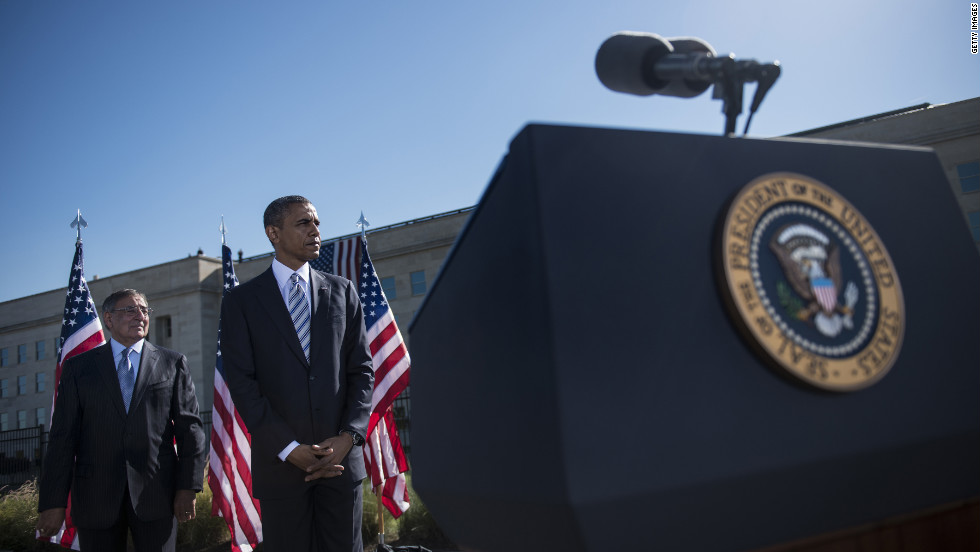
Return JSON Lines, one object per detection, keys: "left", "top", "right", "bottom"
{"left": 220, "top": 266, "right": 374, "bottom": 499}
{"left": 39, "top": 341, "right": 206, "bottom": 529}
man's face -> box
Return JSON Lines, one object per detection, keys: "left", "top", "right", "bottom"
{"left": 104, "top": 294, "right": 150, "bottom": 347}
{"left": 267, "top": 202, "right": 321, "bottom": 270}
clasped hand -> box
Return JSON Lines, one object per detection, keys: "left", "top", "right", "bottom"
{"left": 286, "top": 435, "right": 353, "bottom": 481}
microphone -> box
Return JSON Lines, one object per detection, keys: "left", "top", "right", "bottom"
{"left": 595, "top": 32, "right": 778, "bottom": 97}
{"left": 595, "top": 31, "right": 782, "bottom": 135}
{"left": 595, "top": 32, "right": 718, "bottom": 98}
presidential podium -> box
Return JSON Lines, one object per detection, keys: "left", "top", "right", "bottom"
{"left": 407, "top": 124, "right": 980, "bottom": 551}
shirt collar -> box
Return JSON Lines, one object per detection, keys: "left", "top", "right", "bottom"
{"left": 272, "top": 257, "right": 310, "bottom": 286}
{"left": 110, "top": 338, "right": 144, "bottom": 358}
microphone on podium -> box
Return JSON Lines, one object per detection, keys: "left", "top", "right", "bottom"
{"left": 594, "top": 31, "right": 780, "bottom": 134}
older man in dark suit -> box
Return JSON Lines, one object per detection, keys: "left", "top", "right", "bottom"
{"left": 37, "top": 288, "right": 206, "bottom": 552}
{"left": 220, "top": 195, "right": 374, "bottom": 552}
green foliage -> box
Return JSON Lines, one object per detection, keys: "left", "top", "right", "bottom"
{"left": 397, "top": 475, "right": 452, "bottom": 545}
{"left": 362, "top": 473, "right": 455, "bottom": 550}
{"left": 0, "top": 468, "right": 453, "bottom": 552}
{"left": 176, "top": 466, "right": 231, "bottom": 551}
{"left": 0, "top": 479, "right": 58, "bottom": 552}
{"left": 361, "top": 477, "right": 400, "bottom": 544}
{"left": 0, "top": 471, "right": 232, "bottom": 552}
{"left": 0, "top": 480, "right": 37, "bottom": 551}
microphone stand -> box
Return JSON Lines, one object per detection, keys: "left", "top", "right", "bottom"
{"left": 712, "top": 56, "right": 742, "bottom": 136}
{"left": 711, "top": 57, "right": 781, "bottom": 136}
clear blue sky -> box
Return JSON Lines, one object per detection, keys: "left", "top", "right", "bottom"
{"left": 1, "top": 0, "right": 977, "bottom": 303}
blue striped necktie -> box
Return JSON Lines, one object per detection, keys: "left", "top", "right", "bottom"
{"left": 288, "top": 273, "right": 311, "bottom": 361}
{"left": 117, "top": 347, "right": 135, "bottom": 412}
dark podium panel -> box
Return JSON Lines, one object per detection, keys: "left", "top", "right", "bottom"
{"left": 408, "top": 124, "right": 980, "bottom": 551}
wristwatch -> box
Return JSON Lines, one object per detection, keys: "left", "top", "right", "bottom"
{"left": 340, "top": 429, "right": 364, "bottom": 446}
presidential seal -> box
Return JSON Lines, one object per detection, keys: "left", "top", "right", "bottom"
{"left": 719, "top": 172, "right": 904, "bottom": 391}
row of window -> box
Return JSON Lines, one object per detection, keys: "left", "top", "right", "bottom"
{"left": 958, "top": 161, "right": 980, "bottom": 194}
{"left": 0, "top": 339, "right": 50, "bottom": 367}
{"left": 0, "top": 373, "right": 46, "bottom": 397}
{"left": 378, "top": 270, "right": 427, "bottom": 300}
{"left": 0, "top": 407, "right": 46, "bottom": 432}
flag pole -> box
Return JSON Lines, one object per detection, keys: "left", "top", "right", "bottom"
{"left": 357, "top": 211, "right": 370, "bottom": 239}
{"left": 358, "top": 211, "right": 384, "bottom": 546}
{"left": 70, "top": 209, "right": 87, "bottom": 245}
{"left": 39, "top": 210, "right": 104, "bottom": 548}
{"left": 377, "top": 485, "right": 386, "bottom": 546}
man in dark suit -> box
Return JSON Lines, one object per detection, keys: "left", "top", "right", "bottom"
{"left": 36, "top": 288, "right": 206, "bottom": 552}
{"left": 220, "top": 195, "right": 374, "bottom": 552}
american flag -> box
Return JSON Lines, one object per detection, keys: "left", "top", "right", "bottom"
{"left": 208, "top": 244, "right": 262, "bottom": 552}
{"left": 311, "top": 236, "right": 412, "bottom": 517}
{"left": 42, "top": 239, "right": 106, "bottom": 549}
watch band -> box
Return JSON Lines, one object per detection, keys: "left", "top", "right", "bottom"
{"left": 341, "top": 429, "right": 363, "bottom": 446}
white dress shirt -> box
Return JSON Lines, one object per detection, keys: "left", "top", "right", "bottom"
{"left": 270, "top": 257, "right": 311, "bottom": 461}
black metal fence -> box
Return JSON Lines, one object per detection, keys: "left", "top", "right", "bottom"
{"left": 0, "top": 426, "right": 46, "bottom": 491}
{"left": 391, "top": 387, "right": 412, "bottom": 453}
{"left": 0, "top": 390, "right": 412, "bottom": 493}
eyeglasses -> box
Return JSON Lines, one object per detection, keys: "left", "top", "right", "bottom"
{"left": 110, "top": 306, "right": 153, "bottom": 317}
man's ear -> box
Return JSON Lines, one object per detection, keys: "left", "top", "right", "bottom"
{"left": 265, "top": 225, "right": 279, "bottom": 245}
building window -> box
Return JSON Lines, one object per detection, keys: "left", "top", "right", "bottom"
{"left": 381, "top": 276, "right": 397, "bottom": 299}
{"left": 0, "top": 379, "right": 7, "bottom": 398}
{"left": 969, "top": 211, "right": 980, "bottom": 243}
{"left": 957, "top": 161, "right": 980, "bottom": 193}
{"left": 1, "top": 348, "right": 8, "bottom": 367}
{"left": 17, "top": 375, "right": 26, "bottom": 395}
{"left": 17, "top": 410, "right": 27, "bottom": 429}
{"left": 17, "top": 344, "right": 27, "bottom": 364}
{"left": 410, "top": 271, "right": 426, "bottom": 296}
{"left": 36, "top": 340, "right": 45, "bottom": 361}
{"left": 0, "top": 413, "right": 8, "bottom": 432}
{"left": 36, "top": 407, "right": 46, "bottom": 428}
{"left": 36, "top": 372, "right": 46, "bottom": 393}
{"left": 156, "top": 316, "right": 173, "bottom": 347}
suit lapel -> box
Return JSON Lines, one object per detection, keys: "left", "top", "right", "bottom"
{"left": 309, "top": 269, "right": 332, "bottom": 364}
{"left": 95, "top": 343, "right": 128, "bottom": 419}
{"left": 254, "top": 268, "right": 310, "bottom": 367}
{"left": 129, "top": 341, "right": 159, "bottom": 413}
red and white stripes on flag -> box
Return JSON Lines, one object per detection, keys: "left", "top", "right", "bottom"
{"left": 358, "top": 241, "right": 412, "bottom": 517}
{"left": 320, "top": 236, "right": 361, "bottom": 281}
{"left": 42, "top": 240, "right": 105, "bottom": 549}
{"left": 208, "top": 244, "right": 262, "bottom": 552}
{"left": 312, "top": 235, "right": 412, "bottom": 517}
{"left": 365, "top": 407, "right": 411, "bottom": 514}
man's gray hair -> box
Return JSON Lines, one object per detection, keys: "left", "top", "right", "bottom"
{"left": 102, "top": 289, "right": 148, "bottom": 314}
